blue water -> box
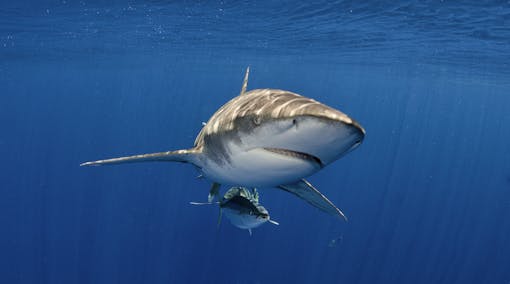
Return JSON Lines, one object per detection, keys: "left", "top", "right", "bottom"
{"left": 1, "top": 1, "right": 510, "bottom": 283}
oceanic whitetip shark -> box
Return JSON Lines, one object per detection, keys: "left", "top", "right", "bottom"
{"left": 81, "top": 68, "right": 365, "bottom": 220}
{"left": 191, "top": 187, "right": 279, "bottom": 236}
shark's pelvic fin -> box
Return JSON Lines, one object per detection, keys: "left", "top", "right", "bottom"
{"left": 268, "top": 219, "right": 279, "bottom": 226}
{"left": 278, "top": 179, "right": 347, "bottom": 221}
{"left": 240, "top": 66, "right": 250, "bottom": 96}
{"left": 208, "top": 182, "right": 221, "bottom": 202}
{"left": 248, "top": 228, "right": 252, "bottom": 236}
{"left": 80, "top": 149, "right": 200, "bottom": 166}
{"left": 217, "top": 208, "right": 223, "bottom": 228}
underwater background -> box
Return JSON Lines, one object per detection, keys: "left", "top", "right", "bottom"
{"left": 1, "top": 1, "right": 510, "bottom": 283}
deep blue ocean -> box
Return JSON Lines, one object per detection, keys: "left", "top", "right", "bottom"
{"left": 1, "top": 1, "right": 510, "bottom": 283}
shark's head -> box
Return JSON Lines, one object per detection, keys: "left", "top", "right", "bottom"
{"left": 195, "top": 89, "right": 365, "bottom": 186}
{"left": 236, "top": 90, "right": 365, "bottom": 167}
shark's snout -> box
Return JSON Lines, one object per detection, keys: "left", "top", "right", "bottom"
{"left": 295, "top": 101, "right": 364, "bottom": 136}
{"left": 340, "top": 118, "right": 365, "bottom": 156}
{"left": 283, "top": 102, "right": 365, "bottom": 165}
{"left": 343, "top": 118, "right": 365, "bottom": 146}
{"left": 349, "top": 118, "right": 366, "bottom": 138}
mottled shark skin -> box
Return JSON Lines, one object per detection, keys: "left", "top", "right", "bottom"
{"left": 81, "top": 68, "right": 365, "bottom": 220}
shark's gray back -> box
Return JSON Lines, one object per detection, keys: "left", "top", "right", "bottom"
{"left": 194, "top": 89, "right": 350, "bottom": 150}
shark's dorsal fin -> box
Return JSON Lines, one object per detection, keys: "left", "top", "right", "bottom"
{"left": 240, "top": 66, "right": 250, "bottom": 96}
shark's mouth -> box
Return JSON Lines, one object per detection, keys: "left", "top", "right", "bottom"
{"left": 263, "top": 147, "right": 324, "bottom": 168}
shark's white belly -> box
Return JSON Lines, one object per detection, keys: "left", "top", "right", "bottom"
{"left": 201, "top": 146, "right": 320, "bottom": 187}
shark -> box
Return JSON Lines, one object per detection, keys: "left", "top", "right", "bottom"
{"left": 191, "top": 187, "right": 279, "bottom": 236}
{"left": 81, "top": 67, "right": 365, "bottom": 220}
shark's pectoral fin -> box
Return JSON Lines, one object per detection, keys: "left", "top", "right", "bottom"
{"left": 278, "top": 179, "right": 347, "bottom": 221}
{"left": 80, "top": 149, "right": 200, "bottom": 166}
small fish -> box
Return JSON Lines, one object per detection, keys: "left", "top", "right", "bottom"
{"left": 191, "top": 187, "right": 278, "bottom": 235}
{"left": 328, "top": 235, "right": 343, "bottom": 248}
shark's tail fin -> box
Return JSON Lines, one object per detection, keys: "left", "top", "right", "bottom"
{"left": 80, "top": 149, "right": 200, "bottom": 166}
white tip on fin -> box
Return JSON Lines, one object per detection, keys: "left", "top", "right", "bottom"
{"left": 248, "top": 229, "right": 252, "bottom": 236}
{"left": 208, "top": 183, "right": 221, "bottom": 202}
{"left": 240, "top": 66, "right": 250, "bottom": 96}
{"left": 268, "top": 219, "right": 279, "bottom": 226}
